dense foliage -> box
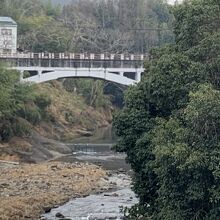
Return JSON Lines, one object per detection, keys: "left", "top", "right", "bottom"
{"left": 0, "top": 67, "right": 51, "bottom": 141}
{"left": 113, "top": 0, "right": 220, "bottom": 219}
{"left": 0, "top": 0, "right": 174, "bottom": 53}
{"left": 63, "top": 79, "right": 112, "bottom": 108}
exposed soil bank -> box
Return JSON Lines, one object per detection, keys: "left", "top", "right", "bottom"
{"left": 0, "top": 162, "right": 109, "bottom": 220}
{"left": 0, "top": 81, "right": 114, "bottom": 163}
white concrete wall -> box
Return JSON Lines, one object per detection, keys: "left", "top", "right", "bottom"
{"left": 0, "top": 25, "right": 17, "bottom": 53}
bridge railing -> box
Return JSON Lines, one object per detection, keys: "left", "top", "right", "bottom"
{"left": 0, "top": 52, "right": 147, "bottom": 60}
{"left": 0, "top": 52, "right": 147, "bottom": 69}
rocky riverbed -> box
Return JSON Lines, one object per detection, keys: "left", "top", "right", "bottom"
{"left": 41, "top": 143, "right": 138, "bottom": 220}
{"left": 0, "top": 162, "right": 110, "bottom": 220}
{"left": 42, "top": 173, "right": 138, "bottom": 220}
{"left": 0, "top": 143, "right": 138, "bottom": 220}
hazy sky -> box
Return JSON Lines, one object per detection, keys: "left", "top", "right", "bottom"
{"left": 167, "top": 0, "right": 183, "bottom": 5}
{"left": 50, "top": 0, "right": 182, "bottom": 6}
{"left": 167, "top": 0, "right": 176, "bottom": 4}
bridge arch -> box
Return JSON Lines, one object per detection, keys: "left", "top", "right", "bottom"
{"left": 16, "top": 67, "right": 144, "bottom": 86}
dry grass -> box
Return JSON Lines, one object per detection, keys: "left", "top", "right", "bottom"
{"left": 0, "top": 138, "right": 32, "bottom": 162}
{"left": 9, "top": 137, "right": 32, "bottom": 152}
{"left": 35, "top": 82, "right": 111, "bottom": 138}
{"left": 0, "top": 81, "right": 113, "bottom": 163}
{"left": 0, "top": 162, "right": 106, "bottom": 220}
{"left": 0, "top": 154, "right": 20, "bottom": 162}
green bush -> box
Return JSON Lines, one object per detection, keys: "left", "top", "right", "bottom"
{"left": 11, "top": 117, "right": 32, "bottom": 137}
{"left": 35, "top": 94, "right": 51, "bottom": 110}
{"left": 0, "top": 66, "right": 47, "bottom": 141}
{"left": 0, "top": 120, "right": 14, "bottom": 141}
{"left": 18, "top": 105, "right": 42, "bottom": 125}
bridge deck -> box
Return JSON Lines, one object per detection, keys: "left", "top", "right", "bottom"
{"left": 0, "top": 52, "right": 146, "bottom": 69}
{"left": 0, "top": 53, "right": 146, "bottom": 85}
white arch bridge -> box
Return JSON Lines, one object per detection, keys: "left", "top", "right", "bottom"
{"left": 0, "top": 53, "right": 146, "bottom": 86}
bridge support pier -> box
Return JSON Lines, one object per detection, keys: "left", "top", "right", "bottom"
{"left": 135, "top": 71, "right": 142, "bottom": 82}
{"left": 119, "top": 71, "right": 124, "bottom": 77}
{"left": 20, "top": 70, "right": 24, "bottom": 81}
{"left": 38, "top": 70, "right": 42, "bottom": 80}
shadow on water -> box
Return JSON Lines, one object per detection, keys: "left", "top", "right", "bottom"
{"left": 56, "top": 143, "right": 130, "bottom": 171}
{"left": 57, "top": 125, "right": 130, "bottom": 171}
{"left": 71, "top": 125, "right": 118, "bottom": 144}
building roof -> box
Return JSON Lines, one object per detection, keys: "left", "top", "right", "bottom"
{"left": 0, "top": 17, "right": 17, "bottom": 26}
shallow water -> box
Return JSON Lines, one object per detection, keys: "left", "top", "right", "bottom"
{"left": 42, "top": 174, "right": 137, "bottom": 220}
{"left": 42, "top": 143, "right": 138, "bottom": 220}
{"left": 57, "top": 143, "right": 130, "bottom": 171}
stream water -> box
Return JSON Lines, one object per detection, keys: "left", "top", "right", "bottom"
{"left": 42, "top": 143, "right": 138, "bottom": 220}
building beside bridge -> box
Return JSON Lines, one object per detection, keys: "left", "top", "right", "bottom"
{"left": 0, "top": 17, "right": 17, "bottom": 54}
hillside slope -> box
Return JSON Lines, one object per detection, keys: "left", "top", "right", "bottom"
{"left": 0, "top": 81, "right": 113, "bottom": 163}
{"left": 36, "top": 81, "right": 112, "bottom": 140}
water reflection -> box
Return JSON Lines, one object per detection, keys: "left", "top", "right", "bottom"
{"left": 72, "top": 125, "right": 117, "bottom": 144}
{"left": 59, "top": 143, "right": 129, "bottom": 171}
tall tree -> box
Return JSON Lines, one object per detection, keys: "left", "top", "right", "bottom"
{"left": 113, "top": 0, "right": 220, "bottom": 219}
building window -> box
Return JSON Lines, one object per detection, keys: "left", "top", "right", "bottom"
{"left": 1, "top": 29, "right": 12, "bottom": 35}
{"left": 2, "top": 39, "right": 12, "bottom": 48}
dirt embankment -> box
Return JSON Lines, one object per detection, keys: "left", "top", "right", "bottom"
{"left": 0, "top": 162, "right": 108, "bottom": 220}
{"left": 35, "top": 81, "right": 112, "bottom": 141}
{"left": 0, "top": 81, "right": 113, "bottom": 163}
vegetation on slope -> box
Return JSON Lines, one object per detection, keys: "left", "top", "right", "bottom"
{"left": 113, "top": 0, "right": 220, "bottom": 219}
{"left": 0, "top": 66, "right": 113, "bottom": 162}
{"left": 0, "top": 66, "right": 50, "bottom": 142}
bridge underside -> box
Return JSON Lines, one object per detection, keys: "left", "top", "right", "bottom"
{"left": 15, "top": 67, "right": 144, "bottom": 86}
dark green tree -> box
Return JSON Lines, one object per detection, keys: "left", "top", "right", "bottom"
{"left": 152, "top": 84, "right": 220, "bottom": 219}
{"left": 113, "top": 0, "right": 220, "bottom": 219}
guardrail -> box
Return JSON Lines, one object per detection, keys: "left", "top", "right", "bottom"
{"left": 0, "top": 52, "right": 147, "bottom": 61}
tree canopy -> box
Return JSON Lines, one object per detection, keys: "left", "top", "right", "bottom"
{"left": 0, "top": 0, "right": 174, "bottom": 53}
